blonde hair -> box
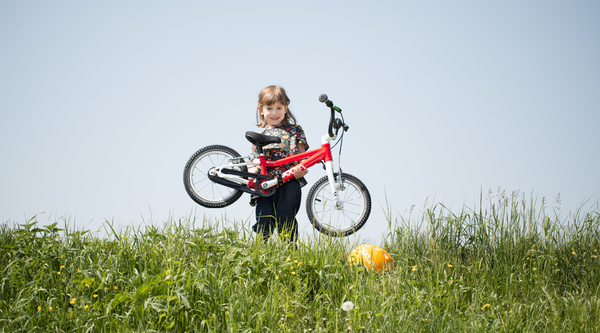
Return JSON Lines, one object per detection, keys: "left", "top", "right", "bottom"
{"left": 256, "top": 85, "right": 297, "bottom": 127}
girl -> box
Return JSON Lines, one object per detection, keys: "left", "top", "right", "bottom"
{"left": 250, "top": 85, "right": 309, "bottom": 242}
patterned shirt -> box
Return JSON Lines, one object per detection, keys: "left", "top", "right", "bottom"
{"left": 251, "top": 125, "right": 309, "bottom": 186}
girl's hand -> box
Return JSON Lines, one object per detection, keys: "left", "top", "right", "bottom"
{"left": 293, "top": 166, "right": 308, "bottom": 179}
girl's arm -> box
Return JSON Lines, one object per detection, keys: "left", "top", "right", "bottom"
{"left": 293, "top": 143, "right": 308, "bottom": 179}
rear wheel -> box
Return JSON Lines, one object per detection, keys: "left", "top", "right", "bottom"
{"left": 306, "top": 173, "right": 371, "bottom": 237}
{"left": 183, "top": 145, "right": 246, "bottom": 208}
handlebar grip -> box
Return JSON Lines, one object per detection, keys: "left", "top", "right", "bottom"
{"left": 318, "top": 94, "right": 342, "bottom": 112}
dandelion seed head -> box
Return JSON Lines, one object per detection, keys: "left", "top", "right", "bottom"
{"left": 341, "top": 301, "right": 354, "bottom": 311}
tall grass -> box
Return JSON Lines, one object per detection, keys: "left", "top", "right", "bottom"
{"left": 1, "top": 190, "right": 599, "bottom": 332}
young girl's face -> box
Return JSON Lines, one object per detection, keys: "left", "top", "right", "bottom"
{"left": 261, "top": 101, "right": 287, "bottom": 128}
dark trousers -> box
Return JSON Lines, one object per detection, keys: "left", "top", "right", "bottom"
{"left": 252, "top": 179, "right": 301, "bottom": 242}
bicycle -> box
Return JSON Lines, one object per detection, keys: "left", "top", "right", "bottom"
{"left": 183, "top": 94, "right": 371, "bottom": 237}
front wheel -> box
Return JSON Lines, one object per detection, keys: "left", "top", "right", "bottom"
{"left": 183, "top": 145, "right": 247, "bottom": 208}
{"left": 306, "top": 173, "right": 371, "bottom": 237}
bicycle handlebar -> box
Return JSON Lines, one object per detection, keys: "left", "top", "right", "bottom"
{"left": 319, "top": 94, "right": 344, "bottom": 138}
{"left": 318, "top": 94, "right": 342, "bottom": 112}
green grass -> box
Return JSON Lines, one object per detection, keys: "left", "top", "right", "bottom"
{"left": 1, "top": 190, "right": 599, "bottom": 332}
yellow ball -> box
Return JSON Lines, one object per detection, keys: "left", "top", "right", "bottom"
{"left": 348, "top": 245, "right": 394, "bottom": 273}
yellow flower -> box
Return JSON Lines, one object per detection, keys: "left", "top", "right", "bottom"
{"left": 57, "top": 271, "right": 61, "bottom": 275}
{"left": 85, "top": 284, "right": 89, "bottom": 287}
{"left": 482, "top": 304, "right": 491, "bottom": 310}
{"left": 37, "top": 306, "right": 41, "bottom": 311}
{"left": 294, "top": 260, "right": 298, "bottom": 263}
{"left": 297, "top": 262, "right": 302, "bottom": 266}
{"left": 49, "top": 306, "right": 53, "bottom": 310}
{"left": 60, "top": 265, "right": 65, "bottom": 269}
{"left": 285, "top": 257, "right": 291, "bottom": 262}
{"left": 532, "top": 244, "right": 535, "bottom": 248}
{"left": 509, "top": 310, "right": 513, "bottom": 313}
{"left": 594, "top": 255, "right": 597, "bottom": 258}
{"left": 412, "top": 266, "right": 417, "bottom": 271}
{"left": 77, "top": 270, "right": 81, "bottom": 273}
{"left": 84, "top": 305, "right": 89, "bottom": 309}
{"left": 447, "top": 264, "right": 453, "bottom": 268}
{"left": 70, "top": 298, "right": 76, "bottom": 305}
{"left": 275, "top": 276, "right": 279, "bottom": 280}
{"left": 595, "top": 249, "right": 597, "bottom": 252}
{"left": 113, "top": 286, "right": 118, "bottom": 290}
{"left": 572, "top": 251, "right": 576, "bottom": 255}
{"left": 93, "top": 294, "right": 98, "bottom": 298}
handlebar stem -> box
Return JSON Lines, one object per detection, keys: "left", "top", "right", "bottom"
{"left": 328, "top": 107, "right": 336, "bottom": 138}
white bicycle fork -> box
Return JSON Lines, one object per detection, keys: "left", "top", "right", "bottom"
{"left": 321, "top": 134, "right": 342, "bottom": 209}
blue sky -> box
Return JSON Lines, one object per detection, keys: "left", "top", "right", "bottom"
{"left": 1, "top": 1, "right": 599, "bottom": 243}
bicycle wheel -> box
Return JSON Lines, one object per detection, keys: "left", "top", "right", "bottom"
{"left": 183, "top": 145, "right": 247, "bottom": 208}
{"left": 306, "top": 173, "right": 371, "bottom": 237}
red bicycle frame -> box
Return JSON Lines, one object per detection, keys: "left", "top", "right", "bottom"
{"left": 247, "top": 142, "right": 333, "bottom": 190}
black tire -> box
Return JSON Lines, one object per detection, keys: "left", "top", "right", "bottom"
{"left": 306, "top": 173, "right": 371, "bottom": 237}
{"left": 183, "top": 145, "right": 247, "bottom": 208}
